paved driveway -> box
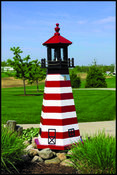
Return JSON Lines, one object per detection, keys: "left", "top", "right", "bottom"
{"left": 19, "top": 120, "right": 116, "bottom": 137}
{"left": 73, "top": 88, "right": 116, "bottom": 90}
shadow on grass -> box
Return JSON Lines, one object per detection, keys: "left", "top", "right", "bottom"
{"left": 14, "top": 93, "right": 44, "bottom": 96}
{"left": 13, "top": 90, "right": 44, "bottom": 96}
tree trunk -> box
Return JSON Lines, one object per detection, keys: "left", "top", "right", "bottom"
{"left": 36, "top": 79, "right": 39, "bottom": 93}
{"left": 23, "top": 77, "right": 26, "bottom": 95}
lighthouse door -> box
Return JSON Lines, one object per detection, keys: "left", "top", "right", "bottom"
{"left": 48, "top": 129, "right": 56, "bottom": 144}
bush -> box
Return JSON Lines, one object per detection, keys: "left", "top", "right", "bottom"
{"left": 70, "top": 72, "right": 81, "bottom": 88}
{"left": 85, "top": 65, "right": 107, "bottom": 88}
{"left": 22, "top": 127, "right": 39, "bottom": 143}
{"left": 68, "top": 131, "right": 116, "bottom": 174}
{"left": 1, "top": 125, "right": 26, "bottom": 173}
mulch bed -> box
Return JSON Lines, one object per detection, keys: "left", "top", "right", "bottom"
{"left": 1, "top": 161, "right": 78, "bottom": 174}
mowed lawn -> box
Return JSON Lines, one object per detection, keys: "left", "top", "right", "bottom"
{"left": 80, "top": 75, "right": 116, "bottom": 88}
{"left": 1, "top": 86, "right": 116, "bottom": 124}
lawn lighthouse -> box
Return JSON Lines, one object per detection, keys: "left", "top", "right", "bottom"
{"left": 35, "top": 23, "right": 80, "bottom": 150}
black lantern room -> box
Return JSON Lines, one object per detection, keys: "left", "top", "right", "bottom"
{"left": 41, "top": 23, "right": 74, "bottom": 70}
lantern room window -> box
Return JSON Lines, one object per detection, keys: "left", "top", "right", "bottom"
{"left": 51, "top": 48, "right": 55, "bottom": 61}
{"left": 60, "top": 48, "right": 64, "bottom": 60}
{"left": 42, "top": 23, "right": 74, "bottom": 69}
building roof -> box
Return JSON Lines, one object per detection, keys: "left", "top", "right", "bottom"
{"left": 42, "top": 23, "right": 72, "bottom": 46}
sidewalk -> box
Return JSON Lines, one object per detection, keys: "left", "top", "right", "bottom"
{"left": 19, "top": 120, "right": 116, "bottom": 137}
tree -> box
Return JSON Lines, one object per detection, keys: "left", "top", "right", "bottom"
{"left": 85, "top": 65, "right": 107, "bottom": 88}
{"left": 70, "top": 72, "right": 81, "bottom": 88}
{"left": 28, "top": 59, "right": 46, "bottom": 92}
{"left": 1, "top": 61, "right": 9, "bottom": 67}
{"left": 7, "top": 47, "right": 31, "bottom": 95}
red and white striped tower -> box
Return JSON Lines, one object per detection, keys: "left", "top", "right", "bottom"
{"left": 35, "top": 23, "right": 80, "bottom": 150}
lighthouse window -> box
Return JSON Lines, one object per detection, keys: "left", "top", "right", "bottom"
{"left": 60, "top": 48, "right": 64, "bottom": 60}
{"left": 68, "top": 128, "right": 75, "bottom": 137}
{"left": 51, "top": 48, "right": 55, "bottom": 61}
{"left": 48, "top": 129, "right": 56, "bottom": 144}
{"left": 51, "top": 48, "right": 58, "bottom": 61}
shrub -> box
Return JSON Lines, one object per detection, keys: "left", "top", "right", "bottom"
{"left": 85, "top": 65, "right": 107, "bottom": 88}
{"left": 70, "top": 72, "right": 81, "bottom": 88}
{"left": 1, "top": 125, "right": 26, "bottom": 173}
{"left": 22, "top": 127, "right": 39, "bottom": 143}
{"left": 68, "top": 131, "right": 116, "bottom": 174}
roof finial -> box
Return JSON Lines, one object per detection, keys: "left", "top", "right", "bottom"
{"left": 54, "top": 23, "right": 60, "bottom": 35}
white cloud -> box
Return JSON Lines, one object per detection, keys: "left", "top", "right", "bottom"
{"left": 93, "top": 16, "right": 115, "bottom": 24}
{"left": 77, "top": 20, "right": 87, "bottom": 24}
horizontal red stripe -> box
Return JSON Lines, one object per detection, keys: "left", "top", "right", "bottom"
{"left": 45, "top": 80, "right": 71, "bottom": 87}
{"left": 40, "top": 117, "right": 78, "bottom": 126}
{"left": 40, "top": 130, "right": 80, "bottom": 139}
{"left": 42, "top": 105, "right": 76, "bottom": 113}
{"left": 43, "top": 93, "right": 74, "bottom": 100}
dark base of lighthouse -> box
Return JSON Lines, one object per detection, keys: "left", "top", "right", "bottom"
{"left": 35, "top": 138, "right": 74, "bottom": 150}
{"left": 47, "top": 68, "right": 69, "bottom": 74}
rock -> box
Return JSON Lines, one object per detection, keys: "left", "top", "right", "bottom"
{"left": 45, "top": 157, "right": 60, "bottom": 164}
{"left": 28, "top": 148, "right": 40, "bottom": 157}
{"left": 6, "top": 120, "right": 16, "bottom": 132}
{"left": 31, "top": 142, "right": 37, "bottom": 149}
{"left": 16, "top": 125, "right": 23, "bottom": 136}
{"left": 23, "top": 140, "right": 30, "bottom": 146}
{"left": 32, "top": 137, "right": 38, "bottom": 143}
{"left": 31, "top": 156, "right": 43, "bottom": 163}
{"left": 56, "top": 153, "right": 66, "bottom": 161}
{"left": 67, "top": 150, "right": 73, "bottom": 155}
{"left": 24, "top": 144, "right": 34, "bottom": 152}
{"left": 52, "top": 151, "right": 56, "bottom": 156}
{"left": 31, "top": 137, "right": 38, "bottom": 149}
{"left": 38, "top": 148, "right": 54, "bottom": 159}
{"left": 21, "top": 154, "right": 31, "bottom": 161}
{"left": 60, "top": 159, "right": 74, "bottom": 167}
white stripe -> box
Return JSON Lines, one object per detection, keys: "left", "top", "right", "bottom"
{"left": 46, "top": 74, "right": 70, "bottom": 81}
{"left": 43, "top": 99, "right": 75, "bottom": 106}
{"left": 41, "top": 111, "right": 77, "bottom": 119}
{"left": 40, "top": 123, "right": 79, "bottom": 132}
{"left": 44, "top": 87, "right": 72, "bottom": 94}
{"left": 38, "top": 135, "right": 80, "bottom": 146}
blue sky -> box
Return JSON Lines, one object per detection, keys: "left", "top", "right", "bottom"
{"left": 1, "top": 1, "right": 116, "bottom": 66}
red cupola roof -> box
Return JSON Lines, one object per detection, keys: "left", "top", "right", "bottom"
{"left": 43, "top": 23, "right": 72, "bottom": 45}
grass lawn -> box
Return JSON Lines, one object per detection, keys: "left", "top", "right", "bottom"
{"left": 73, "top": 89, "right": 116, "bottom": 122}
{"left": 105, "top": 76, "right": 116, "bottom": 88}
{"left": 1, "top": 86, "right": 116, "bottom": 124}
{"left": 1, "top": 72, "right": 10, "bottom": 78}
{"left": 1, "top": 72, "right": 16, "bottom": 78}
{"left": 80, "top": 76, "right": 116, "bottom": 88}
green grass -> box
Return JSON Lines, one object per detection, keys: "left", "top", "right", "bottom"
{"left": 80, "top": 76, "right": 116, "bottom": 88}
{"left": 1, "top": 88, "right": 44, "bottom": 124}
{"left": 1, "top": 125, "right": 26, "bottom": 173}
{"left": 1, "top": 86, "right": 116, "bottom": 124}
{"left": 22, "top": 127, "right": 39, "bottom": 143}
{"left": 73, "top": 89, "right": 116, "bottom": 122}
{"left": 105, "top": 76, "right": 116, "bottom": 88}
{"left": 68, "top": 131, "right": 116, "bottom": 174}
{"left": 1, "top": 72, "right": 16, "bottom": 78}
{"left": 1, "top": 72, "right": 10, "bottom": 78}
